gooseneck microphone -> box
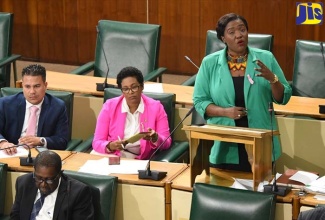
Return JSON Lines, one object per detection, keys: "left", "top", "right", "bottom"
{"left": 184, "top": 56, "right": 200, "bottom": 69}
{"left": 263, "top": 102, "right": 290, "bottom": 196}
{"left": 138, "top": 106, "right": 195, "bottom": 180}
{"left": 96, "top": 26, "right": 116, "bottom": 91}
{"left": 18, "top": 144, "right": 35, "bottom": 166}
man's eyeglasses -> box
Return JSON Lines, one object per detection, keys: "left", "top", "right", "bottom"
{"left": 33, "top": 172, "right": 61, "bottom": 185}
{"left": 121, "top": 85, "right": 141, "bottom": 94}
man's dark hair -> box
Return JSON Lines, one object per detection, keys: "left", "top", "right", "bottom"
{"left": 34, "top": 151, "right": 62, "bottom": 174}
{"left": 116, "top": 66, "right": 144, "bottom": 88}
{"left": 22, "top": 64, "right": 46, "bottom": 82}
{"left": 216, "top": 13, "right": 249, "bottom": 41}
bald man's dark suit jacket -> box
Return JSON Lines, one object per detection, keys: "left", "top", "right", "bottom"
{"left": 298, "top": 206, "right": 325, "bottom": 220}
{"left": 10, "top": 173, "right": 94, "bottom": 220}
{"left": 0, "top": 92, "right": 69, "bottom": 149}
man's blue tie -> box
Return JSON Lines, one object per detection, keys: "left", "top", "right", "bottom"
{"left": 30, "top": 194, "right": 45, "bottom": 220}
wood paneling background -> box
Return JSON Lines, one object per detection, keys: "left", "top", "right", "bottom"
{"left": 1, "top": 0, "right": 324, "bottom": 80}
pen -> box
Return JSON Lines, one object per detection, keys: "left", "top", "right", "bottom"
{"left": 117, "top": 136, "right": 125, "bottom": 149}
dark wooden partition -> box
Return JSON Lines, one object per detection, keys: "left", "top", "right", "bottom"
{"left": 1, "top": 0, "right": 324, "bottom": 80}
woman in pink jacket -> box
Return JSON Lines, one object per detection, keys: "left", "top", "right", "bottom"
{"left": 92, "top": 66, "right": 171, "bottom": 159}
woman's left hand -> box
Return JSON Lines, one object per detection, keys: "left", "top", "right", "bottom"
{"left": 143, "top": 128, "right": 158, "bottom": 143}
{"left": 255, "top": 60, "right": 275, "bottom": 82}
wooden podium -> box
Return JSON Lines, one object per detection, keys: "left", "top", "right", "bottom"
{"left": 183, "top": 124, "right": 279, "bottom": 191}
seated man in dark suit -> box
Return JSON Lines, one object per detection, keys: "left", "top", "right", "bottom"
{"left": 0, "top": 64, "right": 69, "bottom": 154}
{"left": 10, "top": 150, "right": 94, "bottom": 220}
{"left": 298, "top": 206, "right": 325, "bottom": 220}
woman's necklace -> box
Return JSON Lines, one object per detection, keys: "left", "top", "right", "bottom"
{"left": 227, "top": 53, "right": 248, "bottom": 71}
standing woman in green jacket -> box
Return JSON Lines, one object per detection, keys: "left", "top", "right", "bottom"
{"left": 193, "top": 13, "right": 292, "bottom": 172}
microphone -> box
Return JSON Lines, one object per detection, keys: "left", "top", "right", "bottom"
{"left": 95, "top": 26, "right": 116, "bottom": 91}
{"left": 138, "top": 106, "right": 195, "bottom": 180}
{"left": 0, "top": 145, "right": 19, "bottom": 151}
{"left": 18, "top": 144, "right": 35, "bottom": 166}
{"left": 184, "top": 56, "right": 200, "bottom": 70}
{"left": 263, "top": 102, "right": 290, "bottom": 196}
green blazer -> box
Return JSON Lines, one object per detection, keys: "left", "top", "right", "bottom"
{"left": 193, "top": 47, "right": 292, "bottom": 164}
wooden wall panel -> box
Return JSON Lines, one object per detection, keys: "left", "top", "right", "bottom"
{"left": 1, "top": 0, "right": 39, "bottom": 61}
{"left": 156, "top": 0, "right": 200, "bottom": 76}
{"left": 1, "top": 0, "right": 325, "bottom": 80}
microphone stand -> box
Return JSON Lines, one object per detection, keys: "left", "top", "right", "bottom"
{"left": 138, "top": 107, "right": 195, "bottom": 180}
{"left": 263, "top": 102, "right": 290, "bottom": 196}
{"left": 95, "top": 26, "right": 116, "bottom": 91}
{"left": 321, "top": 42, "right": 325, "bottom": 69}
{"left": 18, "top": 144, "right": 35, "bottom": 166}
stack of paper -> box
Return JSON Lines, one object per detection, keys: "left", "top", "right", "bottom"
{"left": 78, "top": 158, "right": 148, "bottom": 175}
{"left": 304, "top": 176, "right": 325, "bottom": 195}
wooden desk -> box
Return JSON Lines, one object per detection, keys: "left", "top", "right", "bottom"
{"left": 62, "top": 152, "right": 188, "bottom": 186}
{"left": 274, "top": 96, "right": 325, "bottom": 119}
{"left": 0, "top": 149, "right": 72, "bottom": 172}
{"left": 44, "top": 71, "right": 194, "bottom": 106}
{"left": 183, "top": 124, "right": 278, "bottom": 191}
{"left": 28, "top": 71, "right": 325, "bottom": 118}
{"left": 299, "top": 193, "right": 325, "bottom": 207}
{"left": 62, "top": 152, "right": 188, "bottom": 220}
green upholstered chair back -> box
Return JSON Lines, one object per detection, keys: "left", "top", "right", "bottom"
{"left": 0, "top": 88, "right": 74, "bottom": 141}
{"left": 205, "top": 30, "right": 274, "bottom": 56}
{"left": 0, "top": 163, "right": 8, "bottom": 217}
{"left": 104, "top": 88, "right": 176, "bottom": 139}
{"left": 63, "top": 170, "right": 118, "bottom": 220}
{"left": 94, "top": 20, "right": 161, "bottom": 80}
{"left": 190, "top": 183, "right": 276, "bottom": 220}
{"left": 0, "top": 13, "right": 14, "bottom": 88}
{"left": 292, "top": 40, "right": 325, "bottom": 98}
{"left": 182, "top": 32, "right": 274, "bottom": 86}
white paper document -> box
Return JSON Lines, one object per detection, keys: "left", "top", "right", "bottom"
{"left": 230, "top": 178, "right": 268, "bottom": 192}
{"left": 78, "top": 158, "right": 148, "bottom": 175}
{"left": 289, "top": 171, "right": 319, "bottom": 185}
{"left": 0, "top": 146, "right": 28, "bottom": 158}
{"left": 304, "top": 176, "right": 325, "bottom": 195}
{"left": 143, "top": 83, "right": 164, "bottom": 93}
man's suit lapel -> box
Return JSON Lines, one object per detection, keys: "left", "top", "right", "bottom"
{"left": 37, "top": 95, "right": 49, "bottom": 136}
{"left": 52, "top": 177, "right": 68, "bottom": 220}
{"left": 21, "top": 177, "right": 38, "bottom": 220}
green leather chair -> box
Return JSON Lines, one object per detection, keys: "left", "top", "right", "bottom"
{"left": 182, "top": 31, "right": 274, "bottom": 86}
{"left": 76, "top": 88, "right": 189, "bottom": 163}
{"left": 0, "top": 88, "right": 82, "bottom": 150}
{"left": 190, "top": 183, "right": 276, "bottom": 220}
{"left": 0, "top": 12, "right": 21, "bottom": 89}
{"left": 63, "top": 170, "right": 118, "bottom": 220}
{"left": 0, "top": 163, "right": 9, "bottom": 220}
{"left": 70, "top": 20, "right": 166, "bottom": 83}
{"left": 292, "top": 40, "right": 325, "bottom": 98}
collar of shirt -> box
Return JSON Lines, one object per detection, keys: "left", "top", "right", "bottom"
{"left": 121, "top": 97, "right": 144, "bottom": 114}
{"left": 25, "top": 98, "right": 44, "bottom": 111}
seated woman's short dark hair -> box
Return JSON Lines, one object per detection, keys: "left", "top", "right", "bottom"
{"left": 116, "top": 66, "right": 144, "bottom": 88}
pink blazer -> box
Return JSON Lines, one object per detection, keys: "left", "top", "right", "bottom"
{"left": 92, "top": 94, "right": 172, "bottom": 159}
